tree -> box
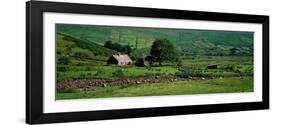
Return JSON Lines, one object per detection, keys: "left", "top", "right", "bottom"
{"left": 104, "top": 40, "right": 113, "bottom": 48}
{"left": 130, "top": 49, "right": 142, "bottom": 61}
{"left": 104, "top": 41, "right": 132, "bottom": 54}
{"left": 121, "top": 45, "right": 132, "bottom": 54}
{"left": 149, "top": 38, "right": 180, "bottom": 65}
{"left": 145, "top": 56, "right": 155, "bottom": 66}
{"left": 135, "top": 58, "right": 145, "bottom": 67}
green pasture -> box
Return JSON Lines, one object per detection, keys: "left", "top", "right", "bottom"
{"left": 56, "top": 76, "right": 253, "bottom": 100}
{"left": 57, "top": 56, "right": 253, "bottom": 81}
{"left": 57, "top": 66, "right": 178, "bottom": 80}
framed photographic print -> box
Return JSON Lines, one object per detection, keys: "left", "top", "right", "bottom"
{"left": 26, "top": 1, "right": 269, "bottom": 124}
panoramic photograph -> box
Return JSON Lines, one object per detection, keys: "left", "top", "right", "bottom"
{"left": 55, "top": 23, "right": 254, "bottom": 100}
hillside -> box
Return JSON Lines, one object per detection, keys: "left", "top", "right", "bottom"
{"left": 56, "top": 33, "right": 117, "bottom": 69}
{"left": 56, "top": 24, "right": 253, "bottom": 56}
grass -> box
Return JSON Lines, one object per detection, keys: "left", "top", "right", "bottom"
{"left": 56, "top": 76, "right": 253, "bottom": 100}
{"left": 56, "top": 33, "right": 117, "bottom": 59}
{"left": 177, "top": 56, "right": 253, "bottom": 77}
{"left": 57, "top": 56, "right": 253, "bottom": 81}
{"left": 181, "top": 56, "right": 253, "bottom": 70}
{"left": 57, "top": 66, "right": 179, "bottom": 80}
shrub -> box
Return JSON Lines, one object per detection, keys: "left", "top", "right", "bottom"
{"left": 145, "top": 56, "right": 155, "bottom": 66}
{"left": 112, "top": 69, "right": 124, "bottom": 77}
{"left": 135, "top": 58, "right": 145, "bottom": 67}
{"left": 129, "top": 50, "right": 142, "bottom": 61}
{"left": 95, "top": 70, "right": 104, "bottom": 76}
{"left": 206, "top": 64, "right": 218, "bottom": 69}
{"left": 104, "top": 40, "right": 132, "bottom": 54}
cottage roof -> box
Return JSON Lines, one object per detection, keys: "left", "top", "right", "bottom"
{"left": 112, "top": 54, "right": 132, "bottom": 63}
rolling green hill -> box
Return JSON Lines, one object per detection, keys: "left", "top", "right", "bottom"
{"left": 57, "top": 32, "right": 117, "bottom": 57}
{"left": 56, "top": 32, "right": 118, "bottom": 71}
{"left": 56, "top": 24, "right": 253, "bottom": 56}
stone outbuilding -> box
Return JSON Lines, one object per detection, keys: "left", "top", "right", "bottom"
{"left": 107, "top": 53, "right": 133, "bottom": 66}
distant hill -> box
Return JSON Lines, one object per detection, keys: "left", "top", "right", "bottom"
{"left": 56, "top": 24, "right": 253, "bottom": 56}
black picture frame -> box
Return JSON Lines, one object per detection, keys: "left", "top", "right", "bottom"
{"left": 26, "top": 1, "right": 269, "bottom": 124}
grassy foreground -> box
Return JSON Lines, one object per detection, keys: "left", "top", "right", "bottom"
{"left": 56, "top": 76, "right": 253, "bottom": 100}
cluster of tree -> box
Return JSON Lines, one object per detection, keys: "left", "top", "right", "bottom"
{"left": 135, "top": 58, "right": 146, "bottom": 67}
{"left": 104, "top": 40, "right": 132, "bottom": 54}
{"left": 105, "top": 38, "right": 181, "bottom": 67}
{"left": 145, "top": 38, "right": 181, "bottom": 66}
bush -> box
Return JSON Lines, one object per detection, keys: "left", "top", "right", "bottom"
{"left": 145, "top": 56, "right": 155, "bottom": 66}
{"left": 112, "top": 69, "right": 124, "bottom": 77}
{"left": 135, "top": 58, "right": 145, "bottom": 67}
{"left": 95, "top": 70, "right": 104, "bottom": 76}
{"left": 129, "top": 50, "right": 142, "bottom": 61}
{"left": 104, "top": 40, "right": 132, "bottom": 54}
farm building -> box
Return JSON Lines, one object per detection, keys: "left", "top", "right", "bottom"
{"left": 107, "top": 53, "right": 133, "bottom": 66}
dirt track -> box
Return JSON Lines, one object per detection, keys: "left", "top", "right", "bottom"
{"left": 57, "top": 76, "right": 190, "bottom": 91}
{"left": 56, "top": 74, "right": 252, "bottom": 91}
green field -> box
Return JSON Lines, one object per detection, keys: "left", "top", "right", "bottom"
{"left": 57, "top": 76, "right": 253, "bottom": 99}
{"left": 57, "top": 55, "right": 253, "bottom": 81}
{"left": 55, "top": 24, "right": 254, "bottom": 100}
{"left": 57, "top": 66, "right": 178, "bottom": 80}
